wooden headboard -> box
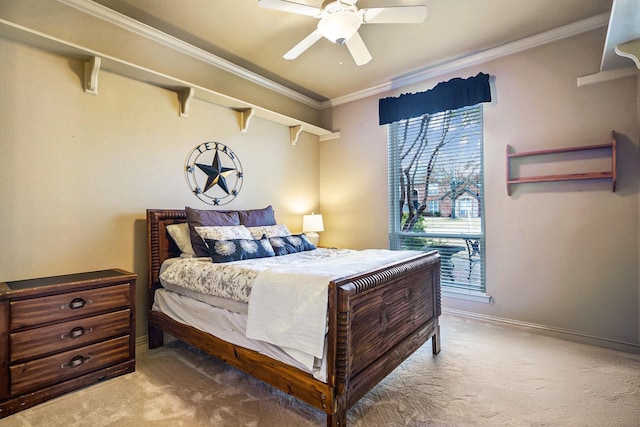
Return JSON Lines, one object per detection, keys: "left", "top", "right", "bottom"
{"left": 147, "top": 209, "right": 187, "bottom": 294}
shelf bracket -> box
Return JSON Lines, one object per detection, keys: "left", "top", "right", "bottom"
{"left": 236, "top": 108, "right": 254, "bottom": 133}
{"left": 178, "top": 87, "right": 195, "bottom": 118}
{"left": 290, "top": 125, "right": 303, "bottom": 145}
{"left": 615, "top": 38, "right": 640, "bottom": 69}
{"left": 84, "top": 56, "right": 101, "bottom": 95}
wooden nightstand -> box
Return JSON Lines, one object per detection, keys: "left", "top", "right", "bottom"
{"left": 0, "top": 269, "right": 137, "bottom": 418}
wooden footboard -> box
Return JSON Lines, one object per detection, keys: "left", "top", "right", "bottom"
{"left": 147, "top": 209, "right": 440, "bottom": 426}
{"left": 327, "top": 253, "right": 440, "bottom": 424}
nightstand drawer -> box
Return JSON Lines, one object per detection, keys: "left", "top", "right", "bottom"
{"left": 10, "top": 309, "right": 131, "bottom": 362}
{"left": 1, "top": 269, "right": 136, "bottom": 418}
{"left": 10, "top": 283, "right": 131, "bottom": 329}
{"left": 10, "top": 335, "right": 130, "bottom": 396}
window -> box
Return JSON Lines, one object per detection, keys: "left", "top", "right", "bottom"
{"left": 388, "top": 104, "right": 485, "bottom": 295}
{"left": 427, "top": 200, "right": 440, "bottom": 215}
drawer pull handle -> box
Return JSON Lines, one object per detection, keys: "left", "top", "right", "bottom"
{"left": 61, "top": 355, "right": 92, "bottom": 369}
{"left": 61, "top": 326, "right": 93, "bottom": 339}
{"left": 61, "top": 297, "right": 93, "bottom": 310}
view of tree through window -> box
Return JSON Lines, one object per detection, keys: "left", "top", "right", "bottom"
{"left": 388, "top": 104, "right": 485, "bottom": 293}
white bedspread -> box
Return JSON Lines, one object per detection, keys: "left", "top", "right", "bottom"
{"left": 247, "top": 249, "right": 422, "bottom": 361}
{"left": 246, "top": 270, "right": 330, "bottom": 360}
{"left": 160, "top": 248, "right": 421, "bottom": 367}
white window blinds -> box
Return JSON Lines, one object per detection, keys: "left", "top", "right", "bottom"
{"left": 388, "top": 104, "right": 485, "bottom": 293}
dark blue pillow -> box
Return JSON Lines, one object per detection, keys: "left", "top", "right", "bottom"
{"left": 269, "top": 234, "right": 316, "bottom": 256}
{"left": 204, "top": 237, "right": 275, "bottom": 263}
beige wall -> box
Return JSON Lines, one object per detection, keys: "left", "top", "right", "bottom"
{"left": 1, "top": 23, "right": 638, "bottom": 349}
{"left": 321, "top": 29, "right": 640, "bottom": 348}
{"left": 0, "top": 38, "right": 320, "bottom": 338}
{"left": 0, "top": 0, "right": 326, "bottom": 129}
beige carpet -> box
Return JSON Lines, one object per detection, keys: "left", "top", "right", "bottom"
{"left": 4, "top": 314, "right": 640, "bottom": 426}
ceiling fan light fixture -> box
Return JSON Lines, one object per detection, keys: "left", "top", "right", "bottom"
{"left": 317, "top": 10, "right": 362, "bottom": 44}
{"left": 265, "top": 0, "right": 426, "bottom": 65}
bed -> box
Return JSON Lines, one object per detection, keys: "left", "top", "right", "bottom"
{"left": 147, "top": 208, "right": 441, "bottom": 426}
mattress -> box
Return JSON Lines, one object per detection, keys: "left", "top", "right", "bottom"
{"left": 155, "top": 248, "right": 422, "bottom": 383}
{"left": 152, "top": 288, "right": 328, "bottom": 382}
{"left": 159, "top": 249, "right": 421, "bottom": 361}
{"left": 159, "top": 255, "right": 328, "bottom": 372}
{"left": 160, "top": 257, "right": 249, "bottom": 314}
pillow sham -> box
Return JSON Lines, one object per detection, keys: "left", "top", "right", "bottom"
{"left": 204, "top": 236, "right": 275, "bottom": 263}
{"left": 247, "top": 224, "right": 291, "bottom": 240}
{"left": 237, "top": 205, "right": 277, "bottom": 227}
{"left": 195, "top": 225, "right": 253, "bottom": 241}
{"left": 186, "top": 206, "right": 240, "bottom": 257}
{"left": 269, "top": 234, "right": 316, "bottom": 256}
{"left": 166, "top": 223, "right": 195, "bottom": 256}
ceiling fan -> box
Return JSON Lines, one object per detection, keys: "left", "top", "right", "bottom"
{"left": 258, "top": 0, "right": 427, "bottom": 66}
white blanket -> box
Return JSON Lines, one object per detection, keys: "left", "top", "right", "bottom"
{"left": 246, "top": 270, "right": 330, "bottom": 360}
{"left": 245, "top": 249, "right": 422, "bottom": 360}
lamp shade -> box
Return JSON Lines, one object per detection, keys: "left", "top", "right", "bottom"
{"left": 303, "top": 213, "right": 324, "bottom": 233}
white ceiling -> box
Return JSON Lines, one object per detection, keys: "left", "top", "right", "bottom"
{"left": 85, "top": 0, "right": 614, "bottom": 102}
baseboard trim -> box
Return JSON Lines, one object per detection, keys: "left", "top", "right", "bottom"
{"left": 135, "top": 335, "right": 148, "bottom": 355}
{"left": 443, "top": 308, "right": 640, "bottom": 354}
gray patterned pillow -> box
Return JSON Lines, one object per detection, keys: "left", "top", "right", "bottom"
{"left": 195, "top": 225, "right": 252, "bottom": 241}
{"left": 247, "top": 224, "right": 291, "bottom": 240}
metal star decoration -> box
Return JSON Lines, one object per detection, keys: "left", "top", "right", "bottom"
{"left": 196, "top": 150, "right": 237, "bottom": 194}
{"left": 185, "top": 142, "right": 243, "bottom": 206}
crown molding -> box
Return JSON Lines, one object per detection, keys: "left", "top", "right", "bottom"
{"left": 56, "top": 0, "right": 325, "bottom": 110}
{"left": 56, "top": 1, "right": 609, "bottom": 111}
{"left": 324, "top": 12, "right": 611, "bottom": 108}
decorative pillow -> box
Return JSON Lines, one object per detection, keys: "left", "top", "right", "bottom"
{"left": 238, "top": 205, "right": 277, "bottom": 227}
{"left": 186, "top": 206, "right": 240, "bottom": 257}
{"left": 269, "top": 234, "right": 316, "bottom": 256}
{"left": 247, "top": 224, "right": 291, "bottom": 240}
{"left": 204, "top": 237, "right": 275, "bottom": 263}
{"left": 195, "top": 225, "right": 253, "bottom": 241}
{"left": 166, "top": 223, "right": 195, "bottom": 256}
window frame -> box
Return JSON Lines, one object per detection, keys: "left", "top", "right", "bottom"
{"left": 387, "top": 105, "right": 490, "bottom": 302}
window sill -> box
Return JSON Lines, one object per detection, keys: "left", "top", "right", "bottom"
{"left": 442, "top": 287, "right": 493, "bottom": 303}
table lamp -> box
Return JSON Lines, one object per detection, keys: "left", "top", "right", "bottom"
{"left": 302, "top": 213, "right": 324, "bottom": 246}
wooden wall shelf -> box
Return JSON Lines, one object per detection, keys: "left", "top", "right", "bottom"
{"left": 506, "top": 131, "right": 617, "bottom": 195}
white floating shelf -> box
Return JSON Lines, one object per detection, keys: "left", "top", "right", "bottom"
{"left": 0, "top": 18, "right": 339, "bottom": 144}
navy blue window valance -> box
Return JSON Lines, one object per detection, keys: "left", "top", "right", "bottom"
{"left": 379, "top": 72, "right": 491, "bottom": 125}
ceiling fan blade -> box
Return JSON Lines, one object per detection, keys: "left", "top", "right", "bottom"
{"left": 345, "top": 31, "right": 372, "bottom": 66}
{"left": 258, "top": 0, "right": 323, "bottom": 18}
{"left": 284, "top": 29, "right": 323, "bottom": 60}
{"left": 362, "top": 6, "right": 427, "bottom": 24}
